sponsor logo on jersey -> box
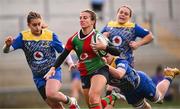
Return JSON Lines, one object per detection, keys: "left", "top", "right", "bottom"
{"left": 80, "top": 53, "right": 88, "bottom": 61}
{"left": 33, "top": 51, "right": 44, "bottom": 61}
{"left": 112, "top": 36, "right": 122, "bottom": 46}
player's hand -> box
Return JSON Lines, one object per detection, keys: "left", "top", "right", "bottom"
{"left": 5, "top": 36, "right": 13, "bottom": 47}
{"left": 69, "top": 64, "right": 77, "bottom": 72}
{"left": 91, "top": 39, "right": 107, "bottom": 51}
{"left": 129, "top": 41, "right": 140, "bottom": 50}
{"left": 44, "top": 67, "right": 56, "bottom": 80}
{"left": 41, "top": 23, "right": 48, "bottom": 29}
{"left": 103, "top": 32, "right": 110, "bottom": 38}
{"left": 101, "top": 57, "right": 107, "bottom": 63}
{"left": 41, "top": 20, "right": 48, "bottom": 29}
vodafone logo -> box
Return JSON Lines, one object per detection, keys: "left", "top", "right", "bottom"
{"left": 80, "top": 53, "right": 88, "bottom": 61}
{"left": 33, "top": 51, "right": 44, "bottom": 60}
{"left": 112, "top": 36, "right": 122, "bottom": 46}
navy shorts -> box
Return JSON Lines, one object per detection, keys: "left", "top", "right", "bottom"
{"left": 124, "top": 71, "right": 156, "bottom": 105}
{"left": 34, "top": 67, "right": 62, "bottom": 100}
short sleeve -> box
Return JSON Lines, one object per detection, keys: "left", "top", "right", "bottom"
{"left": 52, "top": 33, "right": 64, "bottom": 53}
{"left": 135, "top": 24, "right": 150, "bottom": 38}
{"left": 115, "top": 58, "right": 129, "bottom": 71}
{"left": 65, "top": 32, "right": 78, "bottom": 51}
{"left": 12, "top": 33, "right": 23, "bottom": 50}
{"left": 101, "top": 25, "right": 108, "bottom": 33}
{"left": 65, "top": 36, "right": 74, "bottom": 51}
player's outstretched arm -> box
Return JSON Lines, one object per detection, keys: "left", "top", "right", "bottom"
{"left": 3, "top": 36, "right": 13, "bottom": 53}
{"left": 44, "top": 49, "right": 71, "bottom": 80}
{"left": 108, "top": 65, "right": 126, "bottom": 79}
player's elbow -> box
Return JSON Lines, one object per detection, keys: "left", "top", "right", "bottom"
{"left": 116, "top": 73, "right": 122, "bottom": 79}
{"left": 115, "top": 71, "right": 124, "bottom": 79}
{"left": 148, "top": 32, "right": 154, "bottom": 42}
{"left": 116, "top": 69, "right": 126, "bottom": 79}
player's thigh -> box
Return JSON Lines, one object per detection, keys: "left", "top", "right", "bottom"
{"left": 46, "top": 79, "right": 62, "bottom": 93}
{"left": 46, "top": 68, "right": 62, "bottom": 92}
{"left": 138, "top": 71, "right": 156, "bottom": 101}
{"left": 89, "top": 65, "right": 109, "bottom": 95}
{"left": 90, "top": 74, "right": 107, "bottom": 95}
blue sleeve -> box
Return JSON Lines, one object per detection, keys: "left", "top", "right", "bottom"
{"left": 52, "top": 33, "right": 64, "bottom": 53}
{"left": 100, "top": 25, "right": 108, "bottom": 33}
{"left": 12, "top": 33, "right": 23, "bottom": 50}
{"left": 135, "top": 24, "right": 150, "bottom": 38}
{"left": 115, "top": 58, "right": 128, "bottom": 71}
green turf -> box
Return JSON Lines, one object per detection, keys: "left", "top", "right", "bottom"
{"left": 0, "top": 89, "right": 180, "bottom": 108}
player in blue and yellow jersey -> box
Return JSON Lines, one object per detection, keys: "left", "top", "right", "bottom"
{"left": 101, "top": 5, "right": 153, "bottom": 67}
{"left": 3, "top": 11, "right": 80, "bottom": 109}
{"left": 100, "top": 5, "right": 154, "bottom": 107}
{"left": 100, "top": 54, "right": 180, "bottom": 109}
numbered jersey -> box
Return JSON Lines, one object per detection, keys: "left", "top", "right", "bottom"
{"left": 101, "top": 21, "right": 149, "bottom": 66}
{"left": 12, "top": 29, "right": 64, "bottom": 77}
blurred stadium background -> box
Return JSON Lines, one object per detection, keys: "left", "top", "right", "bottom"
{"left": 0, "top": 0, "right": 180, "bottom": 108}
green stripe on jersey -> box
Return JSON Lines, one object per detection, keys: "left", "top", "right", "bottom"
{"left": 84, "top": 56, "right": 106, "bottom": 75}
{"left": 72, "top": 36, "right": 84, "bottom": 57}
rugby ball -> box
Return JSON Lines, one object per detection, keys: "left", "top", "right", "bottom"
{"left": 92, "top": 33, "right": 108, "bottom": 57}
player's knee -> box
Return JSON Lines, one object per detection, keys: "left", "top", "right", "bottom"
{"left": 46, "top": 89, "right": 57, "bottom": 100}
{"left": 89, "top": 91, "right": 101, "bottom": 104}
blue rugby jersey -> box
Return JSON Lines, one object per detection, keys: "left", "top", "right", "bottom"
{"left": 109, "top": 57, "right": 140, "bottom": 92}
{"left": 12, "top": 29, "right": 64, "bottom": 77}
{"left": 109, "top": 57, "right": 157, "bottom": 104}
{"left": 101, "top": 21, "right": 149, "bottom": 66}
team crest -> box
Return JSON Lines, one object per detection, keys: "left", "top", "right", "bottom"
{"left": 112, "top": 36, "right": 122, "bottom": 46}
{"left": 33, "top": 51, "right": 44, "bottom": 60}
{"left": 80, "top": 53, "right": 88, "bottom": 60}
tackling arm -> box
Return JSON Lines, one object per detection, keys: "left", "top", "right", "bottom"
{"left": 108, "top": 65, "right": 126, "bottom": 79}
